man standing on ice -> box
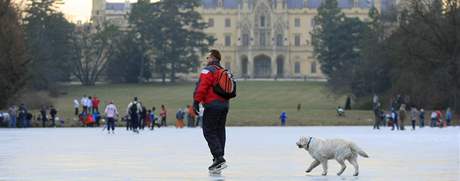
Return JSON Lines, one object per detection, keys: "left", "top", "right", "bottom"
{"left": 104, "top": 101, "right": 118, "bottom": 134}
{"left": 193, "top": 49, "right": 230, "bottom": 172}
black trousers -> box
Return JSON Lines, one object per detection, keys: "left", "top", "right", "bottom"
{"left": 107, "top": 118, "right": 115, "bottom": 131}
{"left": 42, "top": 116, "right": 47, "bottom": 127}
{"left": 130, "top": 113, "right": 139, "bottom": 130}
{"left": 51, "top": 115, "right": 56, "bottom": 127}
{"left": 202, "top": 101, "right": 229, "bottom": 159}
{"left": 126, "top": 118, "right": 131, "bottom": 130}
{"left": 373, "top": 114, "right": 380, "bottom": 129}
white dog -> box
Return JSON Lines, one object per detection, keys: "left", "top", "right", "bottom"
{"left": 296, "top": 136, "right": 369, "bottom": 176}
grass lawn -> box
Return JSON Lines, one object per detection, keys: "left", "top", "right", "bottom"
{"left": 48, "top": 81, "right": 374, "bottom": 127}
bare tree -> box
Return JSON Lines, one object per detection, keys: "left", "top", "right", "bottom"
{"left": 71, "top": 24, "right": 120, "bottom": 86}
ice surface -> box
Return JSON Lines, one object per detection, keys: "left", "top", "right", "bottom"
{"left": 0, "top": 126, "right": 459, "bottom": 181}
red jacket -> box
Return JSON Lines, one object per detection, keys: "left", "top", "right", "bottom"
{"left": 194, "top": 65, "right": 226, "bottom": 105}
{"left": 92, "top": 98, "right": 100, "bottom": 108}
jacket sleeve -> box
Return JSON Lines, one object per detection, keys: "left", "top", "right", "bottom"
{"left": 126, "top": 103, "right": 132, "bottom": 115}
{"left": 137, "top": 103, "right": 142, "bottom": 113}
{"left": 194, "top": 68, "right": 214, "bottom": 103}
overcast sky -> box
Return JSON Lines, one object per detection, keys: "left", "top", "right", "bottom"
{"left": 58, "top": 0, "right": 140, "bottom": 22}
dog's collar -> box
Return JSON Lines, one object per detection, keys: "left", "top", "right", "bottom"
{"left": 306, "top": 137, "right": 313, "bottom": 150}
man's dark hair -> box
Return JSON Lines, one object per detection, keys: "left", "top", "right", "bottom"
{"left": 209, "top": 49, "right": 221, "bottom": 61}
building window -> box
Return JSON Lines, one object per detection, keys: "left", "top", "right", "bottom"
{"left": 295, "top": 18, "right": 300, "bottom": 27}
{"left": 295, "top": 62, "right": 301, "bottom": 74}
{"left": 242, "top": 33, "right": 249, "bottom": 46}
{"left": 311, "top": 61, "right": 317, "bottom": 73}
{"left": 208, "top": 18, "right": 214, "bottom": 27}
{"left": 225, "top": 35, "right": 231, "bottom": 46}
{"left": 260, "top": 16, "right": 265, "bottom": 27}
{"left": 260, "top": 32, "right": 266, "bottom": 46}
{"left": 241, "top": 56, "right": 248, "bottom": 75}
{"left": 225, "top": 18, "right": 231, "bottom": 27}
{"left": 294, "top": 35, "right": 300, "bottom": 46}
{"left": 276, "top": 34, "right": 283, "bottom": 46}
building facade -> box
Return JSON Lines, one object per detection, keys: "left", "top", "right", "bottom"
{"left": 92, "top": 0, "right": 387, "bottom": 79}
{"left": 197, "top": 0, "right": 382, "bottom": 79}
{"left": 91, "top": 0, "right": 131, "bottom": 30}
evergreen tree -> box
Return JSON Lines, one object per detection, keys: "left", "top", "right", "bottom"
{"left": 311, "top": 0, "right": 367, "bottom": 93}
{"left": 23, "top": 0, "right": 75, "bottom": 89}
{"left": 130, "top": 0, "right": 215, "bottom": 83}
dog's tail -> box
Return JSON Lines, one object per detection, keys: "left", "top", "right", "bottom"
{"left": 350, "top": 143, "right": 369, "bottom": 158}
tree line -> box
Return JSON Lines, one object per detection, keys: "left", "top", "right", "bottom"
{"left": 312, "top": 0, "right": 460, "bottom": 111}
{"left": 0, "top": 0, "right": 213, "bottom": 109}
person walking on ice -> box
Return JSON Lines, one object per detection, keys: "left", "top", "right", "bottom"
{"left": 193, "top": 49, "right": 236, "bottom": 173}
{"left": 104, "top": 101, "right": 118, "bottom": 134}
{"left": 127, "top": 97, "right": 142, "bottom": 133}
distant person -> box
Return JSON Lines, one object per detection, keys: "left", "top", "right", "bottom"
{"left": 297, "top": 103, "right": 301, "bottom": 112}
{"left": 127, "top": 97, "right": 142, "bottom": 133}
{"left": 344, "top": 96, "right": 351, "bottom": 110}
{"left": 373, "top": 103, "right": 381, "bottom": 129}
{"left": 93, "top": 111, "right": 101, "bottom": 127}
{"left": 150, "top": 106, "right": 157, "bottom": 130}
{"left": 280, "top": 111, "right": 287, "bottom": 126}
{"left": 145, "top": 109, "right": 152, "bottom": 130}
{"left": 337, "top": 106, "right": 345, "bottom": 117}
{"left": 18, "top": 104, "right": 27, "bottom": 128}
{"left": 398, "top": 104, "right": 406, "bottom": 130}
{"left": 81, "top": 95, "right": 88, "bottom": 114}
{"left": 92, "top": 96, "right": 100, "bottom": 114}
{"left": 410, "top": 106, "right": 418, "bottom": 130}
{"left": 175, "top": 108, "right": 185, "bottom": 128}
{"left": 73, "top": 99, "right": 79, "bottom": 116}
{"left": 8, "top": 105, "right": 17, "bottom": 128}
{"left": 104, "top": 101, "right": 118, "bottom": 134}
{"left": 372, "top": 94, "right": 379, "bottom": 105}
{"left": 40, "top": 105, "right": 48, "bottom": 127}
{"left": 445, "top": 108, "right": 452, "bottom": 126}
{"left": 140, "top": 106, "right": 147, "bottom": 130}
{"left": 436, "top": 109, "right": 443, "bottom": 128}
{"left": 419, "top": 108, "right": 425, "bottom": 128}
{"left": 87, "top": 96, "right": 93, "bottom": 114}
{"left": 391, "top": 108, "right": 399, "bottom": 131}
{"left": 159, "top": 105, "right": 167, "bottom": 127}
{"left": 430, "top": 111, "right": 437, "bottom": 127}
{"left": 50, "top": 105, "right": 57, "bottom": 127}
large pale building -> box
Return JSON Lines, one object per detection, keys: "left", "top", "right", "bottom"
{"left": 92, "top": 0, "right": 388, "bottom": 79}
{"left": 197, "top": 0, "right": 382, "bottom": 79}
{"left": 91, "top": 0, "right": 131, "bottom": 30}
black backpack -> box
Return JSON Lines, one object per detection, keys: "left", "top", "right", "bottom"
{"left": 129, "top": 102, "right": 138, "bottom": 114}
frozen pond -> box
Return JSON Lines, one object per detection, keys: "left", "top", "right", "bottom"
{"left": 0, "top": 126, "right": 459, "bottom": 181}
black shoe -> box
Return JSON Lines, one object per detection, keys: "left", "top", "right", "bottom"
{"left": 208, "top": 157, "right": 226, "bottom": 171}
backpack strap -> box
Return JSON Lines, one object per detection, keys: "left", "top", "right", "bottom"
{"left": 204, "top": 65, "right": 220, "bottom": 73}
